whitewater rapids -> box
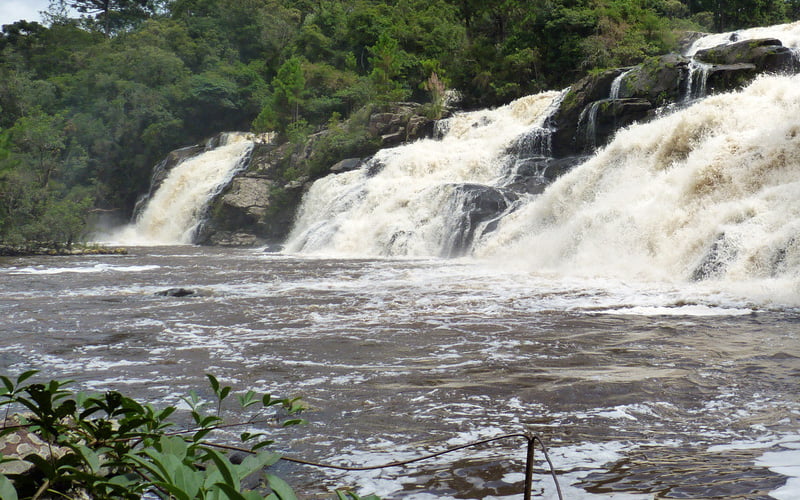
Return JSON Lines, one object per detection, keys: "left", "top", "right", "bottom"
{"left": 475, "top": 74, "right": 800, "bottom": 305}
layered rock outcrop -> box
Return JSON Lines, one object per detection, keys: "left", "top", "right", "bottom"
{"left": 548, "top": 37, "right": 798, "bottom": 158}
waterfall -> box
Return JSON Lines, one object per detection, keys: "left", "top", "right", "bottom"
{"left": 474, "top": 73, "right": 800, "bottom": 296}
{"left": 609, "top": 68, "right": 633, "bottom": 100}
{"left": 685, "top": 21, "right": 800, "bottom": 57}
{"left": 105, "top": 133, "right": 255, "bottom": 245}
{"left": 578, "top": 101, "right": 602, "bottom": 151}
{"left": 284, "top": 91, "right": 562, "bottom": 256}
{"left": 683, "top": 59, "right": 713, "bottom": 102}
{"left": 282, "top": 22, "right": 800, "bottom": 303}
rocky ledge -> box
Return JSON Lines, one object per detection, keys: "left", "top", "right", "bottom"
{"left": 0, "top": 244, "right": 128, "bottom": 257}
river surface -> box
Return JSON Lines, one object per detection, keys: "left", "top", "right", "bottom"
{"left": 2, "top": 246, "right": 799, "bottom": 499}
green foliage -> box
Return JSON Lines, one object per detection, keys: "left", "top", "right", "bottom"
{"left": 368, "top": 33, "right": 410, "bottom": 104}
{"left": 305, "top": 108, "right": 380, "bottom": 180}
{"left": 0, "top": 371, "right": 313, "bottom": 500}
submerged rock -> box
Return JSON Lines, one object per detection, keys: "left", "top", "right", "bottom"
{"left": 155, "top": 288, "right": 198, "bottom": 297}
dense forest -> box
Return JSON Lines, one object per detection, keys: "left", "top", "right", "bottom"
{"left": 1, "top": 0, "right": 798, "bottom": 247}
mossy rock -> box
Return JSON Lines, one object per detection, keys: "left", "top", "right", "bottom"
{"left": 694, "top": 38, "right": 796, "bottom": 72}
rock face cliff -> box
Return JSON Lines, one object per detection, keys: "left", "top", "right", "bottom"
{"left": 549, "top": 37, "right": 798, "bottom": 160}
{"left": 147, "top": 36, "right": 798, "bottom": 248}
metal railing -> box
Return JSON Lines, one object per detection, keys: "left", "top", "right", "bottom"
{"left": 269, "top": 432, "right": 564, "bottom": 499}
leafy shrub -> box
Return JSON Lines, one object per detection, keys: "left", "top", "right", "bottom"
{"left": 0, "top": 371, "right": 372, "bottom": 500}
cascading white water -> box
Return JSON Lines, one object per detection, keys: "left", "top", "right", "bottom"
{"left": 474, "top": 73, "right": 800, "bottom": 301}
{"left": 285, "top": 91, "right": 563, "bottom": 256}
{"left": 685, "top": 21, "right": 800, "bottom": 56}
{"left": 105, "top": 133, "right": 255, "bottom": 245}
{"left": 683, "top": 59, "right": 713, "bottom": 102}
{"left": 609, "top": 68, "right": 633, "bottom": 100}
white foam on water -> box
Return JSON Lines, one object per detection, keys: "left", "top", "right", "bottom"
{"left": 5, "top": 263, "right": 160, "bottom": 275}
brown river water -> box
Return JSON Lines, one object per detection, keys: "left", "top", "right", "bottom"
{"left": 1, "top": 246, "right": 799, "bottom": 499}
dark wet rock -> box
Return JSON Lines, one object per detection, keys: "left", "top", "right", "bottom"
{"left": 694, "top": 38, "right": 797, "bottom": 73}
{"left": 691, "top": 234, "right": 737, "bottom": 280}
{"left": 330, "top": 158, "right": 363, "bottom": 174}
{"left": 704, "top": 63, "right": 758, "bottom": 94}
{"left": 502, "top": 156, "right": 590, "bottom": 194}
{"left": 441, "top": 184, "right": 519, "bottom": 257}
{"left": 580, "top": 97, "right": 654, "bottom": 150}
{"left": 616, "top": 54, "right": 689, "bottom": 104}
{"left": 365, "top": 156, "right": 387, "bottom": 177}
{"left": 368, "top": 104, "right": 437, "bottom": 147}
{"left": 549, "top": 63, "right": 681, "bottom": 157}
{"left": 155, "top": 288, "right": 198, "bottom": 297}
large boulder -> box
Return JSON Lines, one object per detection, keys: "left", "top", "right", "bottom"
{"left": 693, "top": 38, "right": 798, "bottom": 72}
{"left": 549, "top": 57, "right": 688, "bottom": 157}
{"left": 368, "top": 103, "right": 436, "bottom": 147}
{"left": 501, "top": 155, "right": 589, "bottom": 194}
{"left": 441, "top": 184, "right": 519, "bottom": 257}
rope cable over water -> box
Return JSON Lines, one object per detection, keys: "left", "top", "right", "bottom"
{"left": 208, "top": 432, "right": 564, "bottom": 500}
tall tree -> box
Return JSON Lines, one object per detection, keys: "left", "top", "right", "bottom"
{"left": 54, "top": 0, "right": 154, "bottom": 36}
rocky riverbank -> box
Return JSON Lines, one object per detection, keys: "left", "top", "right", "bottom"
{"left": 0, "top": 244, "right": 128, "bottom": 257}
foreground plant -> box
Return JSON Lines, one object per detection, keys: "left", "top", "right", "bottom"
{"left": 0, "top": 371, "right": 328, "bottom": 500}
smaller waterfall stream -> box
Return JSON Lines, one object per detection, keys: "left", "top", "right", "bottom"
{"left": 104, "top": 133, "right": 254, "bottom": 245}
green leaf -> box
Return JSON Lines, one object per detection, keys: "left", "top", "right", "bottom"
{"left": 0, "top": 474, "right": 18, "bottom": 500}
{"left": 207, "top": 373, "right": 220, "bottom": 393}
{"left": 159, "top": 435, "right": 189, "bottom": 459}
{"left": 0, "top": 376, "right": 13, "bottom": 394}
{"left": 16, "top": 370, "right": 38, "bottom": 386}
{"left": 236, "top": 450, "right": 281, "bottom": 478}
{"left": 171, "top": 462, "right": 204, "bottom": 499}
{"left": 266, "top": 473, "right": 298, "bottom": 500}
{"left": 238, "top": 390, "right": 258, "bottom": 408}
{"left": 152, "top": 481, "right": 193, "bottom": 500}
{"left": 251, "top": 440, "right": 276, "bottom": 451}
{"left": 75, "top": 444, "right": 101, "bottom": 474}
{"left": 205, "top": 448, "right": 239, "bottom": 489}
{"left": 213, "top": 482, "right": 248, "bottom": 500}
